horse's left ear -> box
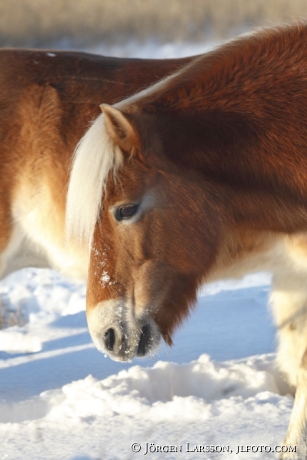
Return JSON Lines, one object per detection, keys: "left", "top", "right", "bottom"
{"left": 100, "top": 104, "right": 137, "bottom": 153}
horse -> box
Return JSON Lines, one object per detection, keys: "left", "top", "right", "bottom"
{"left": 65, "top": 23, "right": 307, "bottom": 458}
{"left": 0, "top": 48, "right": 193, "bottom": 281}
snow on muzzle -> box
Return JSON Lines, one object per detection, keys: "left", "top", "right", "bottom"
{"left": 87, "top": 299, "right": 161, "bottom": 361}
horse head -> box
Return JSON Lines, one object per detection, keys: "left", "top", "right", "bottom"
{"left": 66, "top": 103, "right": 224, "bottom": 361}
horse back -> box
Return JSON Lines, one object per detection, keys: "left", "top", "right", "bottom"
{"left": 0, "top": 49, "right": 194, "bottom": 277}
{"left": 0, "top": 49, "right": 194, "bottom": 163}
{"left": 0, "top": 49, "right": 193, "bottom": 103}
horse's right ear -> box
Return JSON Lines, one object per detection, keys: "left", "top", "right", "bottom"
{"left": 100, "top": 104, "right": 138, "bottom": 153}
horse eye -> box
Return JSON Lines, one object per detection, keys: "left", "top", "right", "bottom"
{"left": 115, "top": 204, "right": 139, "bottom": 221}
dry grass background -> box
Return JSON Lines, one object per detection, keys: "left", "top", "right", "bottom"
{"left": 1, "top": 0, "right": 307, "bottom": 48}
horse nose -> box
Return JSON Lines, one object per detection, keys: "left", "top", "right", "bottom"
{"left": 104, "top": 328, "right": 116, "bottom": 351}
{"left": 137, "top": 323, "right": 151, "bottom": 356}
{"left": 102, "top": 322, "right": 154, "bottom": 359}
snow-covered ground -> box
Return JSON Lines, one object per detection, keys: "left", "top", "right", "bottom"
{"left": 0, "top": 39, "right": 295, "bottom": 460}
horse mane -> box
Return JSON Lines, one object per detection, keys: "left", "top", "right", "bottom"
{"left": 65, "top": 66, "right": 186, "bottom": 248}
{"left": 66, "top": 114, "right": 122, "bottom": 246}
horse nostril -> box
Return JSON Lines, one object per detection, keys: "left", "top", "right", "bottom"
{"left": 104, "top": 328, "right": 116, "bottom": 351}
{"left": 137, "top": 323, "right": 151, "bottom": 356}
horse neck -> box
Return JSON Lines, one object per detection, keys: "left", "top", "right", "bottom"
{"left": 137, "top": 107, "right": 307, "bottom": 235}
{"left": 128, "top": 24, "right": 307, "bottom": 235}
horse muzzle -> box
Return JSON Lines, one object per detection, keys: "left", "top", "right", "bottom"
{"left": 87, "top": 299, "right": 161, "bottom": 361}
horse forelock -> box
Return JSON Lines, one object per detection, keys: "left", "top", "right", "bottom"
{"left": 65, "top": 113, "right": 122, "bottom": 247}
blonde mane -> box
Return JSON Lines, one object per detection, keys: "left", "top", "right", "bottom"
{"left": 65, "top": 64, "right": 186, "bottom": 249}
{"left": 65, "top": 113, "right": 122, "bottom": 247}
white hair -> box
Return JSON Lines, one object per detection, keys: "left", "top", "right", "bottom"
{"left": 65, "top": 113, "right": 122, "bottom": 247}
{"left": 65, "top": 63, "right": 185, "bottom": 248}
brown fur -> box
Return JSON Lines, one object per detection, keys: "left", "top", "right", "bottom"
{"left": 0, "top": 49, "right": 193, "bottom": 274}
{"left": 4, "top": 28, "right": 307, "bottom": 454}
{"left": 89, "top": 23, "right": 307, "bottom": 340}
{"left": 79, "top": 24, "right": 307, "bottom": 454}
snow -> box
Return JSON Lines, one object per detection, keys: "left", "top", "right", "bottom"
{"left": 0, "top": 39, "right": 295, "bottom": 460}
{"left": 0, "top": 268, "right": 293, "bottom": 460}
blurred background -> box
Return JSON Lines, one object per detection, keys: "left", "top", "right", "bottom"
{"left": 1, "top": 0, "right": 307, "bottom": 52}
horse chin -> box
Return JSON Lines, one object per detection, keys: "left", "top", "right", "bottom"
{"left": 86, "top": 299, "right": 161, "bottom": 362}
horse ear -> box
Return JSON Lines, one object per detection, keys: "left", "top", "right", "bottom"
{"left": 100, "top": 104, "right": 137, "bottom": 153}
